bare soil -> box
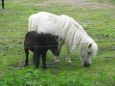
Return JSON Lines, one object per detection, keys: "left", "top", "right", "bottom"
{"left": 13, "top": 0, "right": 115, "bottom": 9}
{"left": 33, "top": 0, "right": 115, "bottom": 9}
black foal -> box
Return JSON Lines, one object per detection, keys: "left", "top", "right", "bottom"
{"left": 24, "top": 31, "right": 59, "bottom": 68}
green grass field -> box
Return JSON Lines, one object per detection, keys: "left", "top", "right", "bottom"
{"left": 0, "top": 0, "right": 115, "bottom": 86}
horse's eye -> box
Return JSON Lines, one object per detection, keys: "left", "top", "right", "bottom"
{"left": 88, "top": 52, "right": 91, "bottom": 55}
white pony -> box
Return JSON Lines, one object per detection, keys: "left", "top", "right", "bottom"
{"left": 28, "top": 12, "right": 98, "bottom": 67}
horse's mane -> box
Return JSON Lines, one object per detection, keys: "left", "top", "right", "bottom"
{"left": 57, "top": 15, "right": 98, "bottom": 56}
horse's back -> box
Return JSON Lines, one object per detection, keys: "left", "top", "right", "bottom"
{"left": 28, "top": 12, "right": 59, "bottom": 35}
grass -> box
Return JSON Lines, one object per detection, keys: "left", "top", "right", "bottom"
{"left": 0, "top": 0, "right": 115, "bottom": 86}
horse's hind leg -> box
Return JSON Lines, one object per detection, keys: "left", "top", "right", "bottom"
{"left": 66, "top": 45, "right": 72, "bottom": 63}
{"left": 24, "top": 48, "right": 29, "bottom": 66}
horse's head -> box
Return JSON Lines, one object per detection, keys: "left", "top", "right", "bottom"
{"left": 79, "top": 42, "right": 98, "bottom": 67}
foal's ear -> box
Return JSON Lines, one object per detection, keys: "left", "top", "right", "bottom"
{"left": 88, "top": 43, "right": 92, "bottom": 48}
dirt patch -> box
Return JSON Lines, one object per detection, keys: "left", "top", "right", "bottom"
{"left": 43, "top": 0, "right": 115, "bottom": 9}
{"left": 21, "top": 0, "right": 115, "bottom": 9}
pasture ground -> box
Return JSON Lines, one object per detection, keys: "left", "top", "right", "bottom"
{"left": 0, "top": 0, "right": 115, "bottom": 86}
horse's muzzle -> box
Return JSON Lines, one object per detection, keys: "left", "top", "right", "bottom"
{"left": 83, "top": 62, "right": 90, "bottom": 67}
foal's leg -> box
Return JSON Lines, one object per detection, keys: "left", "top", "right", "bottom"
{"left": 42, "top": 52, "right": 47, "bottom": 68}
{"left": 33, "top": 51, "right": 40, "bottom": 68}
{"left": 66, "top": 45, "right": 72, "bottom": 63}
{"left": 24, "top": 48, "right": 29, "bottom": 66}
{"left": 54, "top": 41, "right": 63, "bottom": 62}
{"left": 51, "top": 48, "right": 60, "bottom": 63}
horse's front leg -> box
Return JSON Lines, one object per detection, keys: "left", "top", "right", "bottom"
{"left": 66, "top": 45, "right": 72, "bottom": 63}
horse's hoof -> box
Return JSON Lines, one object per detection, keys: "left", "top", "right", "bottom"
{"left": 54, "top": 59, "right": 60, "bottom": 63}
{"left": 66, "top": 60, "right": 72, "bottom": 64}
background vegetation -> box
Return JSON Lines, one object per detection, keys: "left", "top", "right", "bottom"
{"left": 0, "top": 0, "right": 115, "bottom": 86}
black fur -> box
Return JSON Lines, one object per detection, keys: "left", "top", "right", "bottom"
{"left": 24, "top": 31, "right": 59, "bottom": 68}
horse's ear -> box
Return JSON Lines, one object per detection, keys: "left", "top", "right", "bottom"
{"left": 88, "top": 43, "right": 92, "bottom": 48}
